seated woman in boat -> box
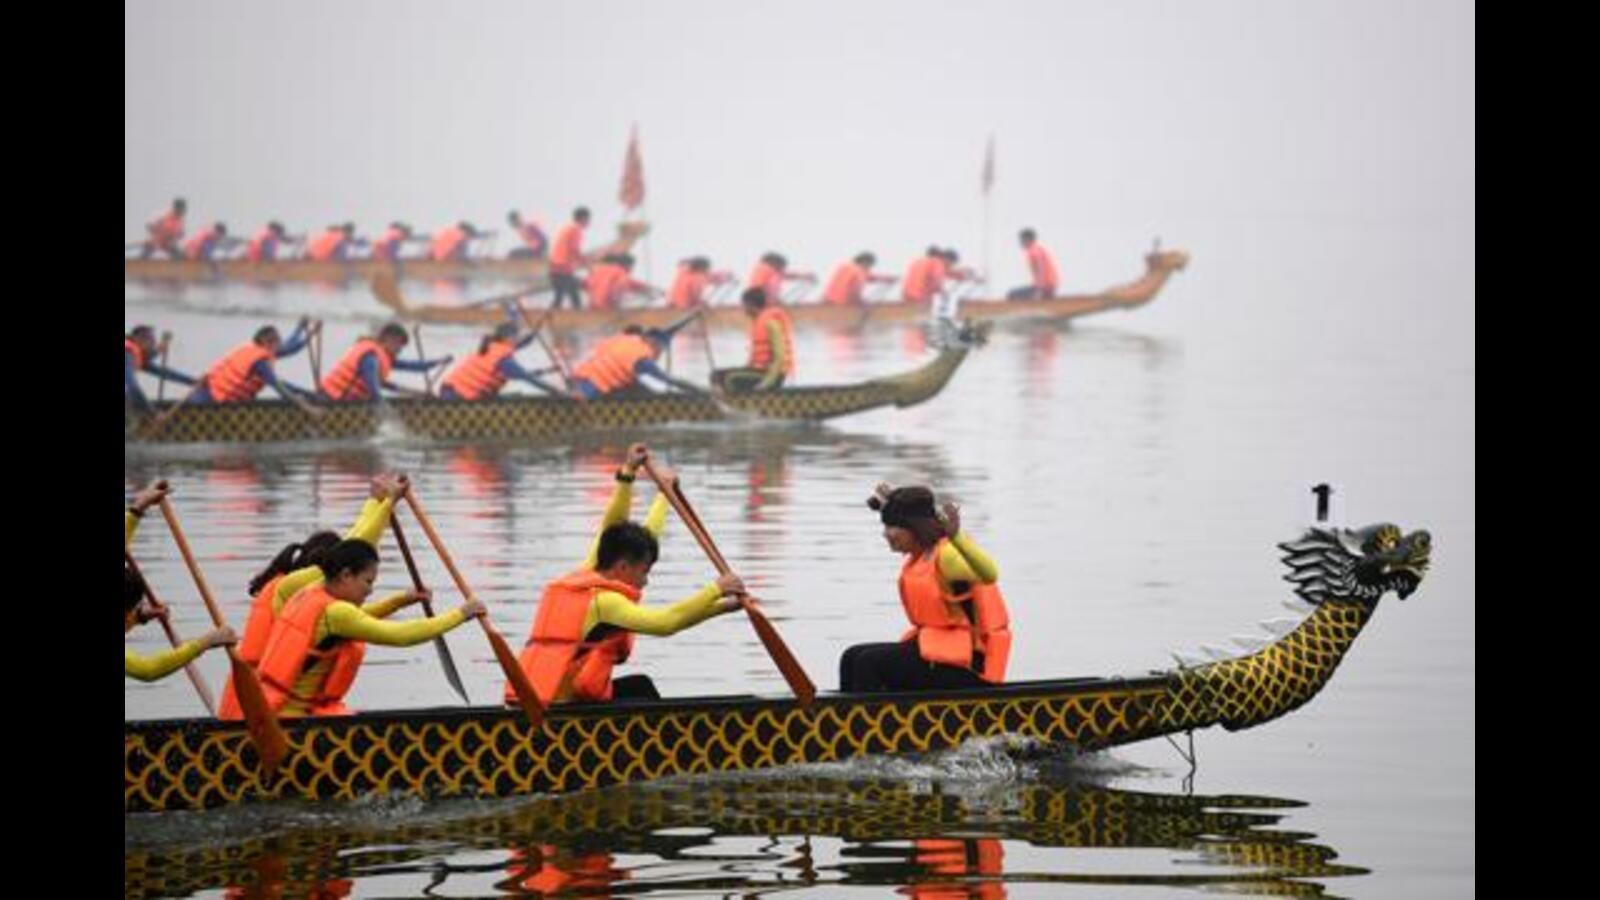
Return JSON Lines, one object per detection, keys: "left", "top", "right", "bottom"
{"left": 569, "top": 326, "right": 704, "bottom": 400}
{"left": 711, "top": 287, "right": 794, "bottom": 394}
{"left": 508, "top": 443, "right": 746, "bottom": 705}
{"left": 217, "top": 472, "right": 409, "bottom": 720}
{"left": 318, "top": 323, "right": 451, "bottom": 402}
{"left": 256, "top": 536, "right": 485, "bottom": 717}
{"left": 439, "top": 323, "right": 563, "bottom": 400}
{"left": 124, "top": 481, "right": 237, "bottom": 681}
{"left": 125, "top": 325, "right": 196, "bottom": 413}
{"left": 839, "top": 484, "right": 1011, "bottom": 693}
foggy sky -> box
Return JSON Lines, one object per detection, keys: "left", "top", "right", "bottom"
{"left": 125, "top": 0, "right": 1473, "bottom": 289}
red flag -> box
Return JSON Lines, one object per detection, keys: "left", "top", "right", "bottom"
{"left": 619, "top": 125, "right": 645, "bottom": 211}
{"left": 981, "top": 135, "right": 995, "bottom": 196}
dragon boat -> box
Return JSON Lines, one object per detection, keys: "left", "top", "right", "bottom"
{"left": 124, "top": 523, "right": 1430, "bottom": 813}
{"left": 369, "top": 248, "right": 1191, "bottom": 332}
{"left": 123, "top": 330, "right": 978, "bottom": 445}
{"left": 124, "top": 222, "right": 648, "bottom": 285}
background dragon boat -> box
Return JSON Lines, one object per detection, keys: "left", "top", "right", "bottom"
{"left": 371, "top": 247, "right": 1192, "bottom": 332}
{"left": 124, "top": 222, "right": 648, "bottom": 285}
{"left": 125, "top": 522, "right": 1430, "bottom": 813}
{"left": 124, "top": 333, "right": 979, "bottom": 445}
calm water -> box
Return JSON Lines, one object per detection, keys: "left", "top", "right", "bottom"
{"left": 125, "top": 220, "right": 1474, "bottom": 897}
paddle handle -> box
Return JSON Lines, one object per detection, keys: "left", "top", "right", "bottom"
{"left": 400, "top": 488, "right": 546, "bottom": 727}
{"left": 639, "top": 460, "right": 816, "bottom": 706}
{"left": 156, "top": 496, "right": 288, "bottom": 774}
{"left": 390, "top": 513, "right": 472, "bottom": 705}
{"left": 412, "top": 324, "right": 436, "bottom": 395}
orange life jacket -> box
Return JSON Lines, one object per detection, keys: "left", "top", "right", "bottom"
{"left": 218, "top": 573, "right": 286, "bottom": 720}
{"left": 148, "top": 211, "right": 184, "bottom": 247}
{"left": 550, "top": 223, "right": 585, "bottom": 273}
{"left": 183, "top": 225, "right": 222, "bottom": 260}
{"left": 125, "top": 338, "right": 146, "bottom": 371}
{"left": 747, "top": 261, "right": 784, "bottom": 304}
{"left": 897, "top": 539, "right": 1011, "bottom": 682}
{"left": 205, "top": 342, "right": 275, "bottom": 402}
{"left": 748, "top": 307, "right": 795, "bottom": 376}
{"left": 370, "top": 226, "right": 406, "bottom": 260}
{"left": 1026, "top": 242, "right": 1060, "bottom": 291}
{"left": 572, "top": 334, "right": 654, "bottom": 393}
{"left": 668, "top": 265, "right": 706, "bottom": 308}
{"left": 441, "top": 339, "right": 516, "bottom": 400}
{"left": 245, "top": 229, "right": 276, "bottom": 262}
{"left": 508, "top": 569, "right": 643, "bottom": 705}
{"left": 320, "top": 339, "right": 393, "bottom": 400}
{"left": 256, "top": 584, "right": 367, "bottom": 717}
{"left": 908, "top": 840, "right": 1005, "bottom": 900}
{"left": 306, "top": 229, "right": 348, "bottom": 262}
{"left": 429, "top": 225, "right": 470, "bottom": 262}
{"left": 823, "top": 262, "right": 867, "bottom": 305}
{"left": 585, "top": 263, "right": 635, "bottom": 310}
{"left": 902, "top": 256, "right": 944, "bottom": 303}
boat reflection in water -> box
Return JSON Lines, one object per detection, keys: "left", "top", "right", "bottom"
{"left": 126, "top": 741, "right": 1366, "bottom": 898}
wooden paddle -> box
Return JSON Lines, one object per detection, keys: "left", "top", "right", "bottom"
{"left": 145, "top": 380, "right": 207, "bottom": 437}
{"left": 639, "top": 460, "right": 817, "bottom": 707}
{"left": 156, "top": 497, "right": 289, "bottom": 775}
{"left": 123, "top": 547, "right": 217, "bottom": 715}
{"left": 307, "top": 319, "right": 324, "bottom": 386}
{"left": 155, "top": 331, "right": 173, "bottom": 402}
{"left": 515, "top": 298, "right": 574, "bottom": 390}
{"left": 410, "top": 324, "right": 437, "bottom": 396}
{"left": 389, "top": 515, "right": 470, "bottom": 705}
{"left": 399, "top": 486, "right": 547, "bottom": 728}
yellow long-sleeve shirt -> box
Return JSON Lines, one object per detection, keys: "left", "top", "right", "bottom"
{"left": 576, "top": 479, "right": 721, "bottom": 639}
{"left": 125, "top": 641, "right": 205, "bottom": 682}
{"left": 935, "top": 531, "right": 1000, "bottom": 589}
{"left": 269, "top": 497, "right": 396, "bottom": 616}
{"left": 279, "top": 592, "right": 467, "bottom": 717}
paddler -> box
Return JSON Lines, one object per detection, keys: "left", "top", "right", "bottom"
{"left": 507, "top": 443, "right": 746, "bottom": 704}
{"left": 822, "top": 252, "right": 897, "bottom": 305}
{"left": 710, "top": 287, "right": 794, "bottom": 393}
{"left": 667, "top": 256, "right": 733, "bottom": 309}
{"left": 838, "top": 483, "right": 1011, "bottom": 692}
{"left": 370, "top": 221, "right": 421, "bottom": 261}
{"left": 318, "top": 322, "right": 452, "bottom": 402}
{"left": 507, "top": 210, "right": 549, "bottom": 259}
{"left": 187, "top": 320, "right": 321, "bottom": 417}
{"left": 428, "top": 220, "right": 483, "bottom": 262}
{"left": 125, "top": 481, "right": 238, "bottom": 681}
{"left": 439, "top": 322, "right": 563, "bottom": 400}
{"left": 182, "top": 221, "right": 238, "bottom": 261}
{"left": 244, "top": 221, "right": 297, "bottom": 263}
{"left": 125, "top": 325, "right": 196, "bottom": 413}
{"left": 254, "top": 495, "right": 486, "bottom": 718}
{"left": 1007, "top": 228, "right": 1061, "bottom": 300}
{"left": 140, "top": 197, "right": 186, "bottom": 259}
{"left": 217, "top": 473, "right": 408, "bottom": 719}
{"left": 569, "top": 325, "right": 704, "bottom": 400}
{"left": 585, "top": 253, "right": 658, "bottom": 310}
{"left": 305, "top": 222, "right": 362, "bottom": 262}
{"left": 746, "top": 252, "right": 815, "bottom": 305}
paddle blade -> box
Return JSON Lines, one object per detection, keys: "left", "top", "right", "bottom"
{"left": 371, "top": 272, "right": 406, "bottom": 312}
{"left": 745, "top": 603, "right": 817, "bottom": 708}
{"left": 483, "top": 622, "right": 545, "bottom": 729}
{"left": 228, "top": 653, "right": 289, "bottom": 776}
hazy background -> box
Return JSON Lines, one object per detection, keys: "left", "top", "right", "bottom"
{"left": 126, "top": 0, "right": 1472, "bottom": 294}
{"left": 127, "top": 3, "right": 1474, "bottom": 895}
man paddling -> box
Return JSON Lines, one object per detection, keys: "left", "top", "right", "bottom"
{"left": 507, "top": 443, "right": 746, "bottom": 705}
{"left": 188, "top": 321, "right": 321, "bottom": 416}
{"left": 822, "top": 252, "right": 897, "bottom": 305}
{"left": 140, "top": 197, "right": 186, "bottom": 259}
{"left": 319, "top": 323, "right": 452, "bottom": 402}
{"left": 124, "top": 325, "right": 196, "bottom": 413}
{"left": 440, "top": 322, "right": 563, "bottom": 399}
{"left": 569, "top": 326, "right": 703, "bottom": 400}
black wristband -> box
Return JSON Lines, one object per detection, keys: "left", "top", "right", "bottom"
{"left": 615, "top": 469, "right": 636, "bottom": 483}
{"left": 127, "top": 505, "right": 144, "bottom": 519}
